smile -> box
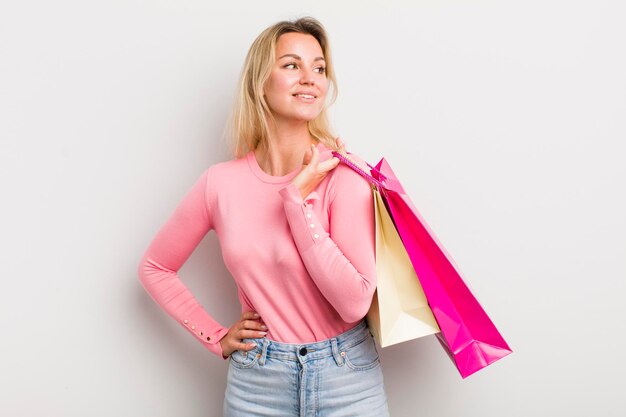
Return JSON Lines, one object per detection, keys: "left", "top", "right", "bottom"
{"left": 293, "top": 94, "right": 316, "bottom": 101}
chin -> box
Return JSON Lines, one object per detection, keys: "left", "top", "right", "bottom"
{"left": 276, "top": 115, "right": 319, "bottom": 124}
{"left": 272, "top": 107, "right": 323, "bottom": 123}
{"left": 298, "top": 110, "right": 323, "bottom": 121}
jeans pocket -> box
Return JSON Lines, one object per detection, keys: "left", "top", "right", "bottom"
{"left": 343, "top": 334, "right": 380, "bottom": 371}
{"left": 229, "top": 339, "right": 262, "bottom": 370}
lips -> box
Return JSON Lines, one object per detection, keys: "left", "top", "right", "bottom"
{"left": 292, "top": 91, "right": 317, "bottom": 99}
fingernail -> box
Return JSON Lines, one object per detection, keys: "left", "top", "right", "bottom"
{"left": 250, "top": 342, "right": 257, "bottom": 347}
{"left": 259, "top": 331, "right": 267, "bottom": 336}
{"left": 253, "top": 313, "right": 259, "bottom": 318}
{"left": 260, "top": 325, "right": 268, "bottom": 330}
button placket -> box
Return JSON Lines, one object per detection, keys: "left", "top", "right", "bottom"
{"left": 299, "top": 188, "right": 328, "bottom": 243}
{"left": 301, "top": 201, "right": 320, "bottom": 242}
{"left": 183, "top": 318, "right": 211, "bottom": 342}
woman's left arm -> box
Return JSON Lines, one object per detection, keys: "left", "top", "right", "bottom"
{"left": 278, "top": 163, "right": 376, "bottom": 323}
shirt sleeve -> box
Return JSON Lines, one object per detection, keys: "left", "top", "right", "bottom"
{"left": 278, "top": 159, "right": 377, "bottom": 323}
{"left": 137, "top": 168, "right": 230, "bottom": 359}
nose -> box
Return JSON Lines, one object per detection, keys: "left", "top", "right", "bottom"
{"left": 299, "top": 70, "right": 315, "bottom": 85}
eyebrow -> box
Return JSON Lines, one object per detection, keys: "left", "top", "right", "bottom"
{"left": 278, "top": 54, "right": 325, "bottom": 62}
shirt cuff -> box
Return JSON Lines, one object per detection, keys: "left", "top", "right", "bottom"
{"left": 182, "top": 307, "right": 229, "bottom": 358}
{"left": 279, "top": 183, "right": 327, "bottom": 253}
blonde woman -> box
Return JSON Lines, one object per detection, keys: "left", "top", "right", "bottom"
{"left": 138, "top": 16, "right": 390, "bottom": 416}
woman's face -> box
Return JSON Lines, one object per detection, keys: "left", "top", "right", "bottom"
{"left": 263, "top": 32, "right": 329, "bottom": 125}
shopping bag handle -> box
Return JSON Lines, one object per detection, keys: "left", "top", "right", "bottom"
{"left": 331, "top": 151, "right": 385, "bottom": 189}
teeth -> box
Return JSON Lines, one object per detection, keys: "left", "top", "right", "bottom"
{"left": 295, "top": 94, "right": 315, "bottom": 99}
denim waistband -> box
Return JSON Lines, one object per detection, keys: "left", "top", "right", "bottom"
{"left": 242, "top": 320, "right": 371, "bottom": 366}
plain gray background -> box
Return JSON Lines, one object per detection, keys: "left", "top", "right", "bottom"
{"left": 1, "top": 1, "right": 624, "bottom": 416}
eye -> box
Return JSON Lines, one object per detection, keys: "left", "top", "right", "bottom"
{"left": 284, "top": 63, "right": 297, "bottom": 69}
{"left": 315, "top": 66, "right": 326, "bottom": 74}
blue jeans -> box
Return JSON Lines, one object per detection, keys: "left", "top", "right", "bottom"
{"left": 223, "top": 320, "right": 390, "bottom": 416}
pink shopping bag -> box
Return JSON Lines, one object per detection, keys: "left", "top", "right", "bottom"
{"left": 334, "top": 152, "right": 512, "bottom": 379}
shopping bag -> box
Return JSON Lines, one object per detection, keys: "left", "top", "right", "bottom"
{"left": 334, "top": 151, "right": 512, "bottom": 379}
{"left": 367, "top": 187, "right": 440, "bottom": 347}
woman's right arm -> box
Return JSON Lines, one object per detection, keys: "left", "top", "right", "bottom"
{"left": 137, "top": 168, "right": 230, "bottom": 358}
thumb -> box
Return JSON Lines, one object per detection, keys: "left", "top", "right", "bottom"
{"left": 319, "top": 155, "right": 341, "bottom": 173}
{"left": 302, "top": 145, "right": 313, "bottom": 165}
{"left": 305, "top": 143, "right": 320, "bottom": 166}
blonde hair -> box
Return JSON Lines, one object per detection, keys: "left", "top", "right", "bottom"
{"left": 225, "top": 16, "right": 339, "bottom": 158}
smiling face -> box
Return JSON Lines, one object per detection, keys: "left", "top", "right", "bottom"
{"left": 263, "top": 32, "right": 329, "bottom": 125}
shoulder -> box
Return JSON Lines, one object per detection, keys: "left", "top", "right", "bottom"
{"left": 203, "top": 154, "right": 248, "bottom": 178}
{"left": 196, "top": 154, "right": 249, "bottom": 206}
{"left": 193, "top": 153, "right": 250, "bottom": 192}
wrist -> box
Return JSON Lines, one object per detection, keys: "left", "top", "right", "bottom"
{"left": 291, "top": 179, "right": 310, "bottom": 200}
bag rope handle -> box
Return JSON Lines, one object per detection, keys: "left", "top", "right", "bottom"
{"left": 331, "top": 151, "right": 385, "bottom": 190}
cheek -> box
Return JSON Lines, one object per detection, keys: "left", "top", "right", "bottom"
{"left": 265, "top": 82, "right": 291, "bottom": 109}
{"left": 320, "top": 79, "right": 329, "bottom": 95}
{"left": 268, "top": 72, "right": 295, "bottom": 93}
{"left": 314, "top": 80, "right": 329, "bottom": 103}
{"left": 275, "top": 78, "right": 294, "bottom": 95}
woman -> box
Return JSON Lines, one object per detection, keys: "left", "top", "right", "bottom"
{"left": 138, "top": 16, "right": 390, "bottom": 416}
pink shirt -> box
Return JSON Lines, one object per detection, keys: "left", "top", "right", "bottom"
{"left": 137, "top": 142, "right": 376, "bottom": 358}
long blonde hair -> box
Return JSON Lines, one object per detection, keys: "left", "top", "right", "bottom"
{"left": 225, "top": 16, "right": 339, "bottom": 158}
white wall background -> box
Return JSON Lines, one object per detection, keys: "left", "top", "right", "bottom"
{"left": 1, "top": 1, "right": 624, "bottom": 416}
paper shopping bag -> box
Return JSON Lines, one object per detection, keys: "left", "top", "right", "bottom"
{"left": 333, "top": 151, "right": 512, "bottom": 379}
{"left": 370, "top": 157, "right": 513, "bottom": 379}
{"left": 366, "top": 187, "right": 440, "bottom": 347}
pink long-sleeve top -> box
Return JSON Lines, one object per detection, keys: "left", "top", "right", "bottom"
{"left": 137, "top": 142, "right": 376, "bottom": 359}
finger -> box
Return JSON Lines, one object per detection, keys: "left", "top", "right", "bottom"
{"left": 241, "top": 319, "right": 268, "bottom": 331}
{"left": 339, "top": 140, "right": 347, "bottom": 154}
{"left": 308, "top": 143, "right": 319, "bottom": 167}
{"left": 233, "top": 340, "right": 257, "bottom": 351}
{"left": 319, "top": 157, "right": 340, "bottom": 173}
{"left": 335, "top": 137, "right": 346, "bottom": 152}
{"left": 241, "top": 311, "right": 260, "bottom": 320}
{"left": 335, "top": 136, "right": 342, "bottom": 148}
{"left": 302, "top": 146, "right": 313, "bottom": 165}
{"left": 238, "top": 329, "right": 267, "bottom": 339}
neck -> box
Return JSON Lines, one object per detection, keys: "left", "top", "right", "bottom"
{"left": 254, "top": 119, "right": 317, "bottom": 176}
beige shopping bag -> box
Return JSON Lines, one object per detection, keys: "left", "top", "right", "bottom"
{"left": 366, "top": 188, "right": 441, "bottom": 347}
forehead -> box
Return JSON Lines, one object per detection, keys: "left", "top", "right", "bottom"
{"left": 275, "top": 32, "right": 323, "bottom": 57}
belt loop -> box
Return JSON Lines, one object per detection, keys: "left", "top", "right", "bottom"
{"left": 331, "top": 338, "right": 344, "bottom": 366}
{"left": 259, "top": 339, "right": 269, "bottom": 366}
